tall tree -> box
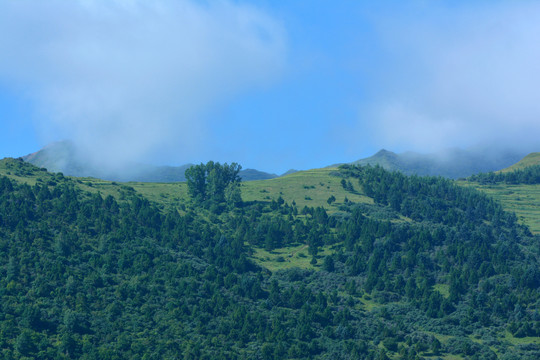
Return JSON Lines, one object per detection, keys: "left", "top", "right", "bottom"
{"left": 185, "top": 162, "right": 242, "bottom": 206}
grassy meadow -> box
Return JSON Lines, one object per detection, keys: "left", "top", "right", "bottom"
{"left": 241, "top": 167, "right": 373, "bottom": 210}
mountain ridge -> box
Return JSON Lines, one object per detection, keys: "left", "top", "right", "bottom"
{"left": 20, "top": 141, "right": 534, "bottom": 182}
{"left": 351, "top": 147, "right": 526, "bottom": 178}
{"left": 22, "top": 141, "right": 279, "bottom": 182}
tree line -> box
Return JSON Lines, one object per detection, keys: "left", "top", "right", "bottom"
{"left": 467, "top": 165, "right": 540, "bottom": 185}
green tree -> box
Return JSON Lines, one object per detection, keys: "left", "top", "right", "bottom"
{"left": 323, "top": 255, "right": 335, "bottom": 272}
{"left": 185, "top": 162, "right": 242, "bottom": 206}
{"left": 185, "top": 163, "right": 207, "bottom": 202}
{"left": 15, "top": 329, "right": 36, "bottom": 357}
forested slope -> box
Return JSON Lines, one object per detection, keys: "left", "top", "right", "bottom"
{"left": 0, "top": 160, "right": 539, "bottom": 359}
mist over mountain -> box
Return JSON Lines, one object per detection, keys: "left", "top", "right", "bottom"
{"left": 352, "top": 147, "right": 527, "bottom": 179}
{"left": 22, "top": 141, "right": 277, "bottom": 182}
{"left": 21, "top": 140, "right": 532, "bottom": 183}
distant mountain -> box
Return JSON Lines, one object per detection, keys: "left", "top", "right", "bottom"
{"left": 23, "top": 141, "right": 87, "bottom": 176}
{"left": 238, "top": 168, "right": 277, "bottom": 181}
{"left": 22, "top": 141, "right": 277, "bottom": 182}
{"left": 352, "top": 148, "right": 527, "bottom": 179}
{"left": 281, "top": 169, "right": 298, "bottom": 177}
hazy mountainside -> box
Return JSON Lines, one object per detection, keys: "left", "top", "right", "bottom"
{"left": 23, "top": 141, "right": 528, "bottom": 183}
{"left": 281, "top": 169, "right": 299, "bottom": 176}
{"left": 0, "top": 158, "right": 539, "bottom": 359}
{"left": 237, "top": 168, "right": 278, "bottom": 181}
{"left": 352, "top": 148, "right": 526, "bottom": 179}
{"left": 22, "top": 141, "right": 278, "bottom": 182}
{"left": 501, "top": 152, "right": 540, "bottom": 172}
{"left": 22, "top": 141, "right": 87, "bottom": 176}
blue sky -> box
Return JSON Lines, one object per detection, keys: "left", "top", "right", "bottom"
{"left": 1, "top": 0, "right": 539, "bottom": 174}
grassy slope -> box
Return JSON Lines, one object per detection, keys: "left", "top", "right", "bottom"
{"left": 3, "top": 157, "right": 538, "bottom": 234}
{"left": 241, "top": 168, "right": 373, "bottom": 210}
{"left": 129, "top": 168, "right": 373, "bottom": 213}
{"left": 462, "top": 152, "right": 540, "bottom": 234}
{"left": 0, "top": 158, "right": 50, "bottom": 187}
{"left": 123, "top": 182, "right": 188, "bottom": 210}
{"left": 500, "top": 152, "right": 540, "bottom": 172}
{"left": 460, "top": 181, "right": 540, "bottom": 234}
{"left": 0, "top": 158, "right": 149, "bottom": 203}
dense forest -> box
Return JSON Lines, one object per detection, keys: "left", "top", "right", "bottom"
{"left": 467, "top": 165, "right": 540, "bottom": 185}
{"left": 0, "top": 160, "right": 539, "bottom": 359}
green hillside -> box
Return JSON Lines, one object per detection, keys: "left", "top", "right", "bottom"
{"left": 501, "top": 152, "right": 540, "bottom": 172}
{"left": 3, "top": 156, "right": 539, "bottom": 235}
{"left": 463, "top": 153, "right": 540, "bottom": 234}
{"left": 4, "top": 156, "right": 540, "bottom": 235}
{"left": 241, "top": 168, "right": 373, "bottom": 209}
{"left": 462, "top": 182, "right": 540, "bottom": 234}
{"left": 121, "top": 168, "right": 371, "bottom": 214}
{"left": 1, "top": 158, "right": 539, "bottom": 359}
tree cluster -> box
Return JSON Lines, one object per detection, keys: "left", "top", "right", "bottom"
{"left": 185, "top": 161, "right": 242, "bottom": 208}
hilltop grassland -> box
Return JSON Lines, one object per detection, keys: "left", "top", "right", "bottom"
{"left": 0, "top": 159, "right": 372, "bottom": 213}
{"left": 124, "top": 169, "right": 362, "bottom": 214}
{"left": 123, "top": 182, "right": 188, "bottom": 210}
{"left": 500, "top": 152, "right": 540, "bottom": 172}
{"left": 0, "top": 158, "right": 52, "bottom": 187}
{"left": 129, "top": 167, "right": 374, "bottom": 213}
{"left": 241, "top": 168, "right": 373, "bottom": 210}
{"left": 0, "top": 157, "right": 127, "bottom": 199}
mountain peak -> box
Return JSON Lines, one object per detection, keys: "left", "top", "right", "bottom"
{"left": 374, "top": 149, "right": 395, "bottom": 156}
{"left": 352, "top": 147, "right": 527, "bottom": 178}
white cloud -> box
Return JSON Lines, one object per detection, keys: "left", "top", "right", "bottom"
{"left": 367, "top": 1, "right": 540, "bottom": 152}
{"left": 0, "top": 0, "right": 286, "bottom": 166}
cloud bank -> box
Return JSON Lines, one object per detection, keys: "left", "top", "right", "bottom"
{"left": 0, "top": 0, "right": 285, "bottom": 167}
{"left": 366, "top": 1, "right": 540, "bottom": 153}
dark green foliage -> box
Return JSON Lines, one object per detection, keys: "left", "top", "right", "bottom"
{"left": 185, "top": 161, "right": 242, "bottom": 206}
{"left": 468, "top": 165, "right": 540, "bottom": 184}
{"left": 327, "top": 195, "right": 336, "bottom": 205}
{"left": 323, "top": 255, "right": 335, "bottom": 272}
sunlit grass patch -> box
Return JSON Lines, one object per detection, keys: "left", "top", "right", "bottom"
{"left": 242, "top": 167, "right": 372, "bottom": 211}
{"left": 250, "top": 243, "right": 336, "bottom": 272}
{"left": 433, "top": 284, "right": 450, "bottom": 298}
{"left": 503, "top": 330, "right": 540, "bottom": 346}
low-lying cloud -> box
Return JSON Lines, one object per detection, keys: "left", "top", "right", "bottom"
{"left": 0, "top": 0, "right": 285, "bottom": 167}
{"left": 366, "top": 1, "right": 540, "bottom": 153}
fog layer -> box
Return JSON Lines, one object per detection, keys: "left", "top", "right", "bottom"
{"left": 0, "top": 0, "right": 286, "bottom": 169}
